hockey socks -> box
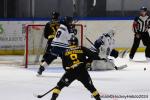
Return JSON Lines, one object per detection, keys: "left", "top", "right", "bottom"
{"left": 50, "top": 88, "right": 61, "bottom": 100}
{"left": 92, "top": 91, "right": 101, "bottom": 100}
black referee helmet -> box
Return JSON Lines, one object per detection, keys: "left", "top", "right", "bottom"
{"left": 140, "top": 7, "right": 147, "bottom": 12}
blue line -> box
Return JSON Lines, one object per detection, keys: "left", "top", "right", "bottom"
{"left": 0, "top": 17, "right": 135, "bottom": 21}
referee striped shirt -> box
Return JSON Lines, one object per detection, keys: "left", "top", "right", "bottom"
{"left": 133, "top": 15, "right": 150, "bottom": 33}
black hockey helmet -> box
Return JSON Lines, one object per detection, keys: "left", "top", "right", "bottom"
{"left": 69, "top": 35, "right": 78, "bottom": 46}
{"left": 140, "top": 7, "right": 147, "bottom": 12}
{"left": 62, "top": 16, "right": 73, "bottom": 26}
{"left": 51, "top": 11, "right": 60, "bottom": 20}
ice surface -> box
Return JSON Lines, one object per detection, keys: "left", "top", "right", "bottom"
{"left": 0, "top": 53, "right": 150, "bottom": 100}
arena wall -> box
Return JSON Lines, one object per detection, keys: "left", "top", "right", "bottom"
{"left": 0, "top": 18, "right": 147, "bottom": 55}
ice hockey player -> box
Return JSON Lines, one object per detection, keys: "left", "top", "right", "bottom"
{"left": 89, "top": 30, "right": 128, "bottom": 71}
{"left": 37, "top": 16, "right": 77, "bottom": 75}
{"left": 50, "top": 36, "right": 101, "bottom": 100}
{"left": 37, "top": 11, "right": 60, "bottom": 75}
{"left": 50, "top": 16, "right": 77, "bottom": 58}
{"left": 129, "top": 7, "right": 150, "bottom": 62}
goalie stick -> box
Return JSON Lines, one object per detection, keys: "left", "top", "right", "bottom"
{"left": 34, "top": 87, "right": 55, "bottom": 98}
{"left": 114, "top": 64, "right": 128, "bottom": 70}
{"left": 85, "top": 36, "right": 128, "bottom": 70}
{"left": 85, "top": 35, "right": 98, "bottom": 51}
{"left": 85, "top": 36, "right": 94, "bottom": 46}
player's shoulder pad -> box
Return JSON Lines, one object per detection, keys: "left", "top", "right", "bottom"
{"left": 59, "top": 24, "right": 67, "bottom": 31}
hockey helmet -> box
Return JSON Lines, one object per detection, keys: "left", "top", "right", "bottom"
{"left": 140, "top": 7, "right": 147, "bottom": 12}
{"left": 69, "top": 35, "right": 78, "bottom": 46}
{"left": 62, "top": 16, "right": 73, "bottom": 26}
{"left": 51, "top": 11, "right": 60, "bottom": 20}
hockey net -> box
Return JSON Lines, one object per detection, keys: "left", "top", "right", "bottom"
{"left": 24, "top": 24, "right": 83, "bottom": 68}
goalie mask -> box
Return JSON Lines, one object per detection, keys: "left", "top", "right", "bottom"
{"left": 107, "top": 29, "right": 116, "bottom": 37}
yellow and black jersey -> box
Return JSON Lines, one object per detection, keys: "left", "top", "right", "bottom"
{"left": 44, "top": 20, "right": 60, "bottom": 41}
{"left": 62, "top": 46, "right": 100, "bottom": 70}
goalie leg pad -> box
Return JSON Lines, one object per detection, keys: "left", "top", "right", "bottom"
{"left": 91, "top": 59, "right": 115, "bottom": 71}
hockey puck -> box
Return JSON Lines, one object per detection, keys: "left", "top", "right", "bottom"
{"left": 144, "top": 68, "right": 146, "bottom": 71}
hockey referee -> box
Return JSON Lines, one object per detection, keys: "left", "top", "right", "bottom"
{"left": 129, "top": 7, "right": 150, "bottom": 62}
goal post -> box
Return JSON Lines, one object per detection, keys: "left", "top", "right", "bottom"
{"left": 24, "top": 24, "right": 83, "bottom": 68}
{"left": 25, "top": 24, "right": 45, "bottom": 68}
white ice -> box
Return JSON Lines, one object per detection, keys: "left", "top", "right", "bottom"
{"left": 0, "top": 53, "right": 150, "bottom": 100}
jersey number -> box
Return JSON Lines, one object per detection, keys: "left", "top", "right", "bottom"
{"left": 56, "top": 31, "right": 62, "bottom": 38}
{"left": 70, "top": 54, "right": 80, "bottom": 64}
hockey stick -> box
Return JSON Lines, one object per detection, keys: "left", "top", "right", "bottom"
{"left": 84, "top": 35, "right": 98, "bottom": 51}
{"left": 118, "top": 48, "right": 130, "bottom": 58}
{"left": 115, "top": 64, "right": 128, "bottom": 70}
{"left": 34, "top": 87, "right": 55, "bottom": 98}
{"left": 85, "top": 36, "right": 95, "bottom": 46}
